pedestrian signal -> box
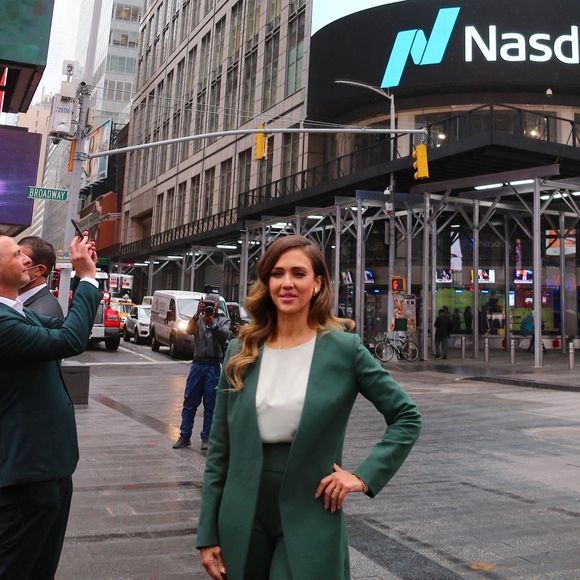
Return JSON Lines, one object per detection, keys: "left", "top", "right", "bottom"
{"left": 391, "top": 276, "right": 406, "bottom": 294}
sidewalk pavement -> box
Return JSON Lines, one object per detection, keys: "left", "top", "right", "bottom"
{"left": 387, "top": 349, "right": 579, "bottom": 391}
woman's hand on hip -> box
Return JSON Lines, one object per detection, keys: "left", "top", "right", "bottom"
{"left": 200, "top": 545, "right": 227, "bottom": 579}
{"left": 315, "top": 464, "right": 366, "bottom": 513}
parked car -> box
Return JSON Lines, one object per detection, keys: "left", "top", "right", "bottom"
{"left": 149, "top": 290, "right": 229, "bottom": 358}
{"left": 89, "top": 301, "right": 121, "bottom": 351}
{"left": 123, "top": 304, "right": 152, "bottom": 344}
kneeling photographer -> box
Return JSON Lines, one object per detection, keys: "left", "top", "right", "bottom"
{"left": 173, "top": 294, "right": 231, "bottom": 451}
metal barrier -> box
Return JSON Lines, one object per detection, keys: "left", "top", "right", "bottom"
{"left": 484, "top": 337, "right": 490, "bottom": 362}
{"left": 461, "top": 335, "right": 466, "bottom": 360}
{"left": 570, "top": 343, "right": 575, "bottom": 370}
{"left": 510, "top": 338, "right": 516, "bottom": 365}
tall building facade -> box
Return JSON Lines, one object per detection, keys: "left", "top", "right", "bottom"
{"left": 41, "top": 0, "right": 144, "bottom": 249}
{"left": 118, "top": 0, "right": 580, "bottom": 345}
{"left": 124, "top": 0, "right": 309, "bottom": 245}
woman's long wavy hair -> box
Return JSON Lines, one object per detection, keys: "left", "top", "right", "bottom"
{"left": 225, "top": 235, "right": 354, "bottom": 390}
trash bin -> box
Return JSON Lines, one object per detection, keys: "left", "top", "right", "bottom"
{"left": 62, "top": 363, "right": 91, "bottom": 405}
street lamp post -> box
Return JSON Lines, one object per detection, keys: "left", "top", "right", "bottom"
{"left": 334, "top": 79, "right": 397, "bottom": 334}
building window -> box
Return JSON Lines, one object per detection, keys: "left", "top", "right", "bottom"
{"left": 282, "top": 131, "right": 300, "bottom": 178}
{"left": 110, "top": 28, "right": 139, "bottom": 47}
{"left": 207, "top": 80, "right": 221, "bottom": 141}
{"left": 159, "top": 121, "right": 169, "bottom": 173}
{"left": 154, "top": 193, "right": 164, "bottom": 233}
{"left": 245, "top": 0, "right": 260, "bottom": 46}
{"left": 224, "top": 65, "right": 239, "bottom": 131}
{"left": 267, "top": 0, "right": 281, "bottom": 25}
{"left": 170, "top": 111, "right": 180, "bottom": 167}
{"left": 204, "top": 0, "right": 214, "bottom": 17}
{"left": 123, "top": 211, "right": 130, "bottom": 244}
{"left": 191, "top": 0, "right": 200, "bottom": 28}
{"left": 219, "top": 159, "right": 233, "bottom": 212}
{"left": 193, "top": 89, "right": 206, "bottom": 153}
{"left": 241, "top": 50, "right": 257, "bottom": 123}
{"left": 165, "top": 187, "right": 175, "bottom": 230}
{"left": 103, "top": 80, "right": 132, "bottom": 101}
{"left": 262, "top": 33, "right": 279, "bottom": 110}
{"left": 150, "top": 129, "right": 159, "bottom": 181}
{"left": 181, "top": 102, "right": 193, "bottom": 160}
{"left": 180, "top": 1, "right": 189, "bottom": 43}
{"left": 229, "top": 2, "right": 243, "bottom": 58}
{"left": 202, "top": 168, "right": 215, "bottom": 215}
{"left": 189, "top": 174, "right": 201, "bottom": 221}
{"left": 185, "top": 46, "right": 197, "bottom": 101}
{"left": 114, "top": 3, "right": 141, "bottom": 22}
{"left": 258, "top": 141, "right": 274, "bottom": 191}
{"left": 213, "top": 17, "right": 226, "bottom": 73}
{"left": 237, "top": 148, "right": 252, "bottom": 194}
{"left": 286, "top": 11, "right": 305, "bottom": 96}
{"left": 106, "top": 55, "right": 136, "bottom": 74}
{"left": 200, "top": 32, "right": 211, "bottom": 87}
{"left": 175, "top": 58, "right": 185, "bottom": 103}
{"left": 176, "top": 182, "right": 187, "bottom": 226}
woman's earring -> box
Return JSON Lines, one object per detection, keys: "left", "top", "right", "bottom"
{"left": 313, "top": 287, "right": 319, "bottom": 296}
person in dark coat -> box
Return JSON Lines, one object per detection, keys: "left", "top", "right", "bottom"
{"left": 434, "top": 308, "right": 451, "bottom": 359}
{"left": 18, "top": 236, "right": 63, "bottom": 317}
{"left": 464, "top": 306, "right": 473, "bottom": 332}
{"left": 0, "top": 233, "right": 101, "bottom": 579}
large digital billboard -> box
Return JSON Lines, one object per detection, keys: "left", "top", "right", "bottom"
{"left": 0, "top": 1, "right": 54, "bottom": 67}
{"left": 308, "top": 0, "right": 580, "bottom": 119}
{"left": 0, "top": 127, "right": 41, "bottom": 232}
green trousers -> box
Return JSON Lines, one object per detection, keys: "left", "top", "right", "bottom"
{"left": 0, "top": 475, "right": 73, "bottom": 579}
{"left": 243, "top": 443, "right": 292, "bottom": 580}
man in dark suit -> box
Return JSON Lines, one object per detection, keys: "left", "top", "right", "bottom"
{"left": 18, "top": 236, "right": 63, "bottom": 317}
{"left": 0, "top": 233, "right": 101, "bottom": 579}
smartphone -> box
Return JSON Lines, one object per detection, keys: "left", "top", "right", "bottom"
{"left": 71, "top": 219, "right": 84, "bottom": 238}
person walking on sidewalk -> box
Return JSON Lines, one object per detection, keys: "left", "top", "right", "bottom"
{"left": 197, "top": 235, "right": 421, "bottom": 580}
{"left": 173, "top": 294, "right": 231, "bottom": 451}
{"left": 434, "top": 308, "right": 451, "bottom": 359}
{"left": 0, "top": 233, "right": 101, "bottom": 579}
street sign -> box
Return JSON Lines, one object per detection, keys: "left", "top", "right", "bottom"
{"left": 55, "top": 249, "right": 71, "bottom": 270}
{"left": 27, "top": 186, "right": 68, "bottom": 201}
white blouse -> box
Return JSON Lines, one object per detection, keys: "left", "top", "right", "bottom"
{"left": 255, "top": 336, "right": 316, "bottom": 443}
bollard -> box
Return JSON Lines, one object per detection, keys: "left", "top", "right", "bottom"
{"left": 484, "top": 337, "right": 490, "bottom": 363}
{"left": 570, "top": 343, "right": 575, "bottom": 371}
{"left": 510, "top": 338, "right": 516, "bottom": 365}
{"left": 461, "top": 335, "right": 466, "bottom": 360}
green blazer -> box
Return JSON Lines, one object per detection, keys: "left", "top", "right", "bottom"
{"left": 197, "top": 329, "right": 422, "bottom": 580}
{"left": 0, "top": 282, "right": 101, "bottom": 488}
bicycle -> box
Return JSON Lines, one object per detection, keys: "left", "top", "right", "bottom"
{"left": 374, "top": 333, "right": 420, "bottom": 362}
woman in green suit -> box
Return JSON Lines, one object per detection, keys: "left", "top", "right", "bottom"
{"left": 197, "top": 235, "right": 421, "bottom": 580}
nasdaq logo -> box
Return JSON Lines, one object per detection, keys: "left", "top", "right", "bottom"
{"left": 381, "top": 7, "right": 461, "bottom": 88}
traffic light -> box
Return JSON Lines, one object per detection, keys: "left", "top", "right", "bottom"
{"left": 255, "top": 124, "right": 268, "bottom": 160}
{"left": 391, "top": 276, "right": 406, "bottom": 294}
{"left": 412, "top": 143, "right": 429, "bottom": 180}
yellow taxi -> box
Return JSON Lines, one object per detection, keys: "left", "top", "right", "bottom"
{"left": 109, "top": 301, "right": 134, "bottom": 332}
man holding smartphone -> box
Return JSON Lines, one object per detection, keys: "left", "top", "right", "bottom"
{"left": 173, "top": 294, "right": 231, "bottom": 451}
{"left": 0, "top": 233, "right": 101, "bottom": 578}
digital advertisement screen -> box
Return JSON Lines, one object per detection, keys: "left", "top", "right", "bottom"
{"left": 308, "top": 0, "right": 580, "bottom": 119}
{"left": 0, "top": 1, "right": 54, "bottom": 66}
{"left": 514, "top": 269, "right": 533, "bottom": 284}
{"left": 0, "top": 127, "right": 41, "bottom": 228}
{"left": 545, "top": 229, "right": 576, "bottom": 256}
{"left": 364, "top": 269, "right": 375, "bottom": 284}
{"left": 470, "top": 269, "right": 496, "bottom": 284}
{"left": 436, "top": 269, "right": 452, "bottom": 283}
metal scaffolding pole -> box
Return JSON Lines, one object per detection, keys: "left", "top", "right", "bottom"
{"left": 179, "top": 256, "right": 186, "bottom": 290}
{"left": 533, "top": 178, "right": 542, "bottom": 368}
{"left": 473, "top": 201, "right": 480, "bottom": 357}
{"left": 430, "top": 211, "right": 437, "bottom": 355}
{"left": 147, "top": 258, "right": 154, "bottom": 296}
{"left": 239, "top": 229, "right": 249, "bottom": 306}
{"left": 333, "top": 206, "right": 341, "bottom": 315}
{"left": 189, "top": 247, "right": 196, "bottom": 292}
{"left": 407, "top": 208, "right": 413, "bottom": 288}
{"left": 422, "top": 195, "right": 430, "bottom": 359}
{"left": 355, "top": 198, "right": 365, "bottom": 337}
{"left": 559, "top": 212, "right": 567, "bottom": 353}
{"left": 504, "top": 216, "right": 511, "bottom": 347}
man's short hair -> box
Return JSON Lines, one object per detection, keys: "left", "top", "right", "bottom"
{"left": 19, "top": 236, "right": 57, "bottom": 275}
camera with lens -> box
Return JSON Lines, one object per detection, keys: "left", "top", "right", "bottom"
{"left": 201, "top": 301, "right": 215, "bottom": 316}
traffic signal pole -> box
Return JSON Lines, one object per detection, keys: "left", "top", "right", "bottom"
{"left": 57, "top": 82, "right": 91, "bottom": 315}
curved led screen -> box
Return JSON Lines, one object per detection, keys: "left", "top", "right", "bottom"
{"left": 308, "top": 0, "right": 580, "bottom": 118}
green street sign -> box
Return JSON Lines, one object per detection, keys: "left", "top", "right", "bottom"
{"left": 27, "top": 186, "right": 68, "bottom": 201}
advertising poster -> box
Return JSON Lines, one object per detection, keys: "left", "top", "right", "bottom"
{"left": 84, "top": 120, "right": 111, "bottom": 186}
{"left": 393, "top": 294, "right": 417, "bottom": 332}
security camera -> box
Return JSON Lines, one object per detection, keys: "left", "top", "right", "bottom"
{"left": 546, "top": 88, "right": 553, "bottom": 98}
{"left": 50, "top": 137, "right": 62, "bottom": 145}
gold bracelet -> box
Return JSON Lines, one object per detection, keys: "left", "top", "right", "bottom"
{"left": 352, "top": 473, "right": 369, "bottom": 495}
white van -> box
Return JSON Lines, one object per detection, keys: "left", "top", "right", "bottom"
{"left": 149, "top": 290, "right": 229, "bottom": 358}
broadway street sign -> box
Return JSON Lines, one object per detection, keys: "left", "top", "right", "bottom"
{"left": 27, "top": 186, "right": 68, "bottom": 201}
